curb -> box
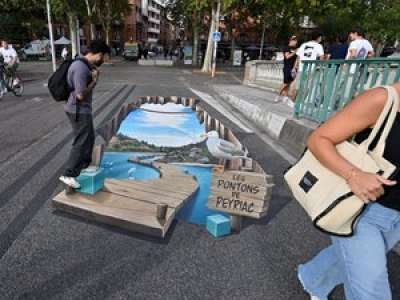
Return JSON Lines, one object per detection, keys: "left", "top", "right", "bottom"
{"left": 216, "top": 90, "right": 316, "bottom": 160}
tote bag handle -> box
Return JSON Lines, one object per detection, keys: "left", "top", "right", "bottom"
{"left": 360, "top": 86, "right": 399, "bottom": 155}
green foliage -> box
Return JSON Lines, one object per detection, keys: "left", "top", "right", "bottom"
{"left": 297, "top": 0, "right": 400, "bottom": 42}
{"left": 0, "top": 0, "right": 46, "bottom": 42}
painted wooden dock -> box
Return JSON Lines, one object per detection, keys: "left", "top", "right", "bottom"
{"left": 52, "top": 162, "right": 199, "bottom": 238}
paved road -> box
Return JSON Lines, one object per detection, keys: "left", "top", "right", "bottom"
{"left": 0, "top": 61, "right": 398, "bottom": 299}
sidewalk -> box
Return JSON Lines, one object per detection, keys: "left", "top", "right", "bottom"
{"left": 212, "top": 84, "right": 317, "bottom": 159}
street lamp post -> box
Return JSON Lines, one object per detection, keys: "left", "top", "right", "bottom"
{"left": 46, "top": 0, "right": 57, "bottom": 72}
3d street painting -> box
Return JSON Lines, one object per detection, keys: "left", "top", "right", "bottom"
{"left": 52, "top": 96, "right": 274, "bottom": 238}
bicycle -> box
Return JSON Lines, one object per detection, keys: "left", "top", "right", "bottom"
{"left": 0, "top": 63, "right": 24, "bottom": 99}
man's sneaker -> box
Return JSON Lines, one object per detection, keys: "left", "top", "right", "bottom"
{"left": 81, "top": 166, "right": 98, "bottom": 173}
{"left": 59, "top": 176, "right": 81, "bottom": 189}
{"left": 273, "top": 95, "right": 282, "bottom": 103}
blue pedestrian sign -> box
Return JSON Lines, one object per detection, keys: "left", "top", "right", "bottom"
{"left": 213, "top": 31, "right": 221, "bottom": 42}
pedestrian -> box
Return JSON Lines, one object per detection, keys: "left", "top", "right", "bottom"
{"left": 275, "top": 35, "right": 298, "bottom": 103}
{"left": 290, "top": 32, "right": 325, "bottom": 105}
{"left": 59, "top": 40, "right": 110, "bottom": 189}
{"left": 61, "top": 46, "right": 69, "bottom": 60}
{"left": 346, "top": 27, "right": 374, "bottom": 60}
{"left": 0, "top": 40, "right": 19, "bottom": 87}
{"left": 297, "top": 83, "right": 400, "bottom": 300}
{"left": 327, "top": 35, "right": 349, "bottom": 60}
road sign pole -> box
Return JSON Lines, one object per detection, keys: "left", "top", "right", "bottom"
{"left": 212, "top": 40, "right": 217, "bottom": 78}
{"left": 46, "top": 0, "right": 57, "bottom": 72}
{"left": 211, "top": 0, "right": 221, "bottom": 78}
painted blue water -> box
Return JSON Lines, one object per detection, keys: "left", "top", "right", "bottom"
{"left": 176, "top": 165, "right": 227, "bottom": 225}
{"left": 101, "top": 152, "right": 223, "bottom": 226}
{"left": 118, "top": 103, "right": 206, "bottom": 147}
{"left": 101, "top": 152, "right": 160, "bottom": 180}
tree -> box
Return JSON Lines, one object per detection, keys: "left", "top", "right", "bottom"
{"left": 52, "top": 0, "right": 86, "bottom": 57}
{"left": 0, "top": 0, "right": 46, "bottom": 43}
{"left": 95, "top": 0, "right": 131, "bottom": 46}
{"left": 201, "top": 0, "right": 238, "bottom": 73}
{"left": 167, "top": 0, "right": 209, "bottom": 66}
{"left": 84, "top": 0, "right": 98, "bottom": 41}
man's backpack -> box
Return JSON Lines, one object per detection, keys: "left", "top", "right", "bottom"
{"left": 47, "top": 58, "right": 91, "bottom": 102}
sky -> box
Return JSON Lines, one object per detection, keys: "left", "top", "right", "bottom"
{"left": 118, "top": 103, "right": 206, "bottom": 147}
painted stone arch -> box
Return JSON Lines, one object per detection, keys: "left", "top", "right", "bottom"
{"left": 95, "top": 95, "right": 267, "bottom": 175}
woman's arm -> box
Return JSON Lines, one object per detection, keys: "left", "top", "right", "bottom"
{"left": 308, "top": 86, "right": 397, "bottom": 202}
{"left": 284, "top": 51, "right": 296, "bottom": 60}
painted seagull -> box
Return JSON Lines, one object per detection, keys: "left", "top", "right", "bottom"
{"left": 201, "top": 131, "right": 250, "bottom": 160}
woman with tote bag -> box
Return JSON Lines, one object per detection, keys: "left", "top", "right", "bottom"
{"left": 296, "top": 84, "right": 400, "bottom": 300}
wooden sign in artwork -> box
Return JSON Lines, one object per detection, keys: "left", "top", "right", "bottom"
{"left": 208, "top": 170, "right": 274, "bottom": 219}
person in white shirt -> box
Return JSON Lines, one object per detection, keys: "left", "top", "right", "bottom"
{"left": 0, "top": 40, "right": 18, "bottom": 66}
{"left": 346, "top": 28, "right": 374, "bottom": 59}
{"left": 290, "top": 32, "right": 325, "bottom": 104}
{"left": 61, "top": 46, "right": 69, "bottom": 60}
{"left": 0, "top": 40, "right": 20, "bottom": 92}
{"left": 0, "top": 40, "right": 19, "bottom": 80}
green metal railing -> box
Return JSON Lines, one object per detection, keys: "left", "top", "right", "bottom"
{"left": 294, "top": 58, "right": 400, "bottom": 123}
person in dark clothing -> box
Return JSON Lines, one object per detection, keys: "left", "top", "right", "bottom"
{"left": 59, "top": 40, "right": 110, "bottom": 189}
{"left": 143, "top": 45, "right": 149, "bottom": 59}
{"left": 275, "top": 36, "right": 298, "bottom": 103}
{"left": 327, "top": 35, "right": 349, "bottom": 60}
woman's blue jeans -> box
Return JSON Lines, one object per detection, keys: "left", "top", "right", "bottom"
{"left": 298, "top": 203, "right": 400, "bottom": 300}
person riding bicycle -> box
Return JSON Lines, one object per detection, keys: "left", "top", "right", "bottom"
{"left": 0, "top": 40, "right": 19, "bottom": 86}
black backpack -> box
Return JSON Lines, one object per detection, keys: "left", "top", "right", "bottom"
{"left": 47, "top": 58, "right": 90, "bottom": 102}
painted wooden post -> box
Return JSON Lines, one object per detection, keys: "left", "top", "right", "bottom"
{"left": 227, "top": 130, "right": 242, "bottom": 170}
{"left": 204, "top": 111, "right": 209, "bottom": 130}
{"left": 227, "top": 129, "right": 244, "bottom": 232}
{"left": 189, "top": 98, "right": 196, "bottom": 110}
{"left": 207, "top": 114, "right": 212, "bottom": 131}
{"left": 64, "top": 185, "right": 75, "bottom": 195}
{"left": 91, "top": 144, "right": 105, "bottom": 167}
{"left": 219, "top": 123, "right": 225, "bottom": 138}
{"left": 156, "top": 203, "right": 168, "bottom": 223}
{"left": 111, "top": 118, "right": 118, "bottom": 136}
{"left": 215, "top": 119, "right": 220, "bottom": 133}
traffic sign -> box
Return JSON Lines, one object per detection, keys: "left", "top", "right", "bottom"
{"left": 213, "top": 31, "right": 221, "bottom": 42}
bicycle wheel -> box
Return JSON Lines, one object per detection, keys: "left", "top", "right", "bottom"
{"left": 11, "top": 77, "right": 24, "bottom": 97}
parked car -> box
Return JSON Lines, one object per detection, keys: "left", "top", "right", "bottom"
{"left": 19, "top": 39, "right": 51, "bottom": 61}
{"left": 380, "top": 46, "right": 396, "bottom": 57}
{"left": 123, "top": 42, "right": 140, "bottom": 61}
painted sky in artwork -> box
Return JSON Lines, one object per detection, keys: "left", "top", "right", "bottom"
{"left": 118, "top": 103, "right": 206, "bottom": 147}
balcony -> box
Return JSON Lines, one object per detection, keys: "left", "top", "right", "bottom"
{"left": 148, "top": 27, "right": 160, "bottom": 34}
{"left": 148, "top": 37, "right": 158, "bottom": 44}
{"left": 148, "top": 17, "right": 160, "bottom": 25}
{"left": 148, "top": 5, "right": 160, "bottom": 14}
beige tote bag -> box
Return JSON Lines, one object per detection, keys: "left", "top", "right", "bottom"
{"left": 284, "top": 86, "right": 399, "bottom": 236}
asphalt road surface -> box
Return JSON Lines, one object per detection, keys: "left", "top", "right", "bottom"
{"left": 0, "top": 61, "right": 398, "bottom": 299}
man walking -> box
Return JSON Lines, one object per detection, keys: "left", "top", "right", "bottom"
{"left": 290, "top": 32, "right": 325, "bottom": 104}
{"left": 59, "top": 40, "right": 110, "bottom": 189}
{"left": 346, "top": 28, "right": 374, "bottom": 59}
